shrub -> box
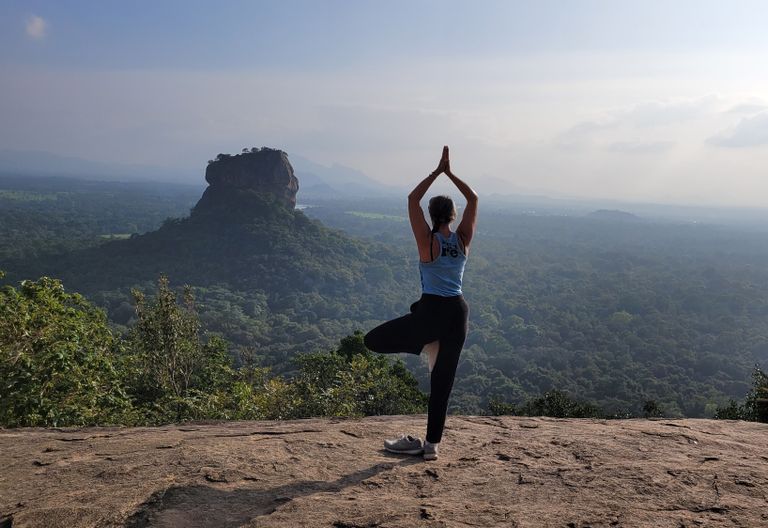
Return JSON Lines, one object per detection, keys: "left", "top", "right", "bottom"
{"left": 0, "top": 273, "right": 130, "bottom": 426}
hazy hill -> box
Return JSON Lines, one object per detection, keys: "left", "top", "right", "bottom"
{"left": 0, "top": 148, "right": 400, "bottom": 199}
{"left": 1, "top": 416, "right": 766, "bottom": 527}
{"left": 290, "top": 154, "right": 403, "bottom": 199}
{"left": 0, "top": 149, "right": 194, "bottom": 184}
{"left": 5, "top": 149, "right": 768, "bottom": 417}
{"left": 12, "top": 149, "right": 413, "bottom": 364}
{"left": 32, "top": 150, "right": 405, "bottom": 297}
{"left": 588, "top": 209, "right": 641, "bottom": 222}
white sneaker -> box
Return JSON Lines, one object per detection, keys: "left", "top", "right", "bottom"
{"left": 384, "top": 434, "right": 424, "bottom": 455}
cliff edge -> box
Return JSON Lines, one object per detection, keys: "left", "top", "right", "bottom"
{"left": 1, "top": 416, "right": 767, "bottom": 527}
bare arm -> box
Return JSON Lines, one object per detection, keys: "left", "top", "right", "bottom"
{"left": 408, "top": 171, "right": 439, "bottom": 261}
{"left": 446, "top": 168, "right": 478, "bottom": 251}
{"left": 408, "top": 147, "right": 448, "bottom": 261}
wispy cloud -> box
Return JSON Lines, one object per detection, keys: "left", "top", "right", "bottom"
{"left": 708, "top": 111, "right": 768, "bottom": 148}
{"left": 560, "top": 96, "right": 721, "bottom": 143}
{"left": 619, "top": 96, "right": 720, "bottom": 127}
{"left": 725, "top": 103, "right": 767, "bottom": 115}
{"left": 25, "top": 15, "right": 48, "bottom": 40}
{"left": 604, "top": 140, "right": 675, "bottom": 154}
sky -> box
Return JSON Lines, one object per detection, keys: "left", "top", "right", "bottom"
{"left": 2, "top": 1, "right": 768, "bottom": 205}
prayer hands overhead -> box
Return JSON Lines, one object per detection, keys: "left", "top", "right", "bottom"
{"left": 433, "top": 146, "right": 450, "bottom": 176}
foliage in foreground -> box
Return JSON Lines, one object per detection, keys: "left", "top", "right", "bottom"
{"left": 0, "top": 273, "right": 426, "bottom": 427}
{"left": 0, "top": 271, "right": 130, "bottom": 427}
{"left": 487, "top": 390, "right": 604, "bottom": 419}
{"left": 713, "top": 367, "right": 768, "bottom": 422}
{"left": 6, "top": 181, "right": 768, "bottom": 418}
{"left": 487, "top": 371, "right": 768, "bottom": 423}
{"left": 3, "top": 271, "right": 766, "bottom": 427}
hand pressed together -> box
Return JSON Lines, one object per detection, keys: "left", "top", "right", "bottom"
{"left": 432, "top": 145, "right": 450, "bottom": 176}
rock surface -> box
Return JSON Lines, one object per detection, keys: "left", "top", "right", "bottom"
{"left": 1, "top": 416, "right": 767, "bottom": 527}
{"left": 193, "top": 149, "right": 299, "bottom": 217}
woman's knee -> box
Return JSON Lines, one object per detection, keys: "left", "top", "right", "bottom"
{"left": 363, "top": 330, "right": 378, "bottom": 352}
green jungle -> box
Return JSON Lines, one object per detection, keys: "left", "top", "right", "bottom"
{"left": 2, "top": 171, "right": 768, "bottom": 427}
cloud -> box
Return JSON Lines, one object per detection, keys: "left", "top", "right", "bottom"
{"left": 557, "top": 120, "right": 614, "bottom": 145}
{"left": 725, "top": 103, "right": 767, "bottom": 114}
{"left": 708, "top": 111, "right": 768, "bottom": 148}
{"left": 618, "top": 96, "right": 719, "bottom": 127}
{"left": 25, "top": 15, "right": 47, "bottom": 40}
{"left": 561, "top": 96, "right": 720, "bottom": 144}
{"left": 604, "top": 140, "right": 675, "bottom": 154}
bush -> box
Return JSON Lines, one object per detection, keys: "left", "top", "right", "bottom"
{"left": 1, "top": 271, "right": 428, "bottom": 426}
{"left": 487, "top": 398, "right": 518, "bottom": 416}
{"left": 288, "top": 331, "right": 427, "bottom": 418}
{"left": 714, "top": 366, "right": 768, "bottom": 422}
{"left": 713, "top": 399, "right": 744, "bottom": 420}
{"left": 487, "top": 390, "right": 603, "bottom": 418}
{"left": 642, "top": 400, "right": 664, "bottom": 418}
{"left": 121, "top": 275, "right": 235, "bottom": 422}
{"left": 0, "top": 272, "right": 130, "bottom": 426}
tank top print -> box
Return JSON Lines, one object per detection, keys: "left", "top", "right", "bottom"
{"left": 419, "top": 231, "right": 467, "bottom": 296}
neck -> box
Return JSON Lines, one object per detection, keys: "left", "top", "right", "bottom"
{"left": 438, "top": 225, "right": 452, "bottom": 237}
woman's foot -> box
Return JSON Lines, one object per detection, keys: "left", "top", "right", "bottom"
{"left": 384, "top": 434, "right": 424, "bottom": 455}
{"left": 423, "top": 441, "right": 439, "bottom": 461}
{"left": 422, "top": 340, "right": 440, "bottom": 373}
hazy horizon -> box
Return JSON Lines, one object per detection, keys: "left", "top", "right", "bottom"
{"left": 3, "top": 1, "right": 768, "bottom": 206}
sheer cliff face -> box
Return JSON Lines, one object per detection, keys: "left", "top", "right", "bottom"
{"left": 192, "top": 149, "right": 299, "bottom": 218}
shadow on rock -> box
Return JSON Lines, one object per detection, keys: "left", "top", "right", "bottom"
{"left": 126, "top": 458, "right": 421, "bottom": 528}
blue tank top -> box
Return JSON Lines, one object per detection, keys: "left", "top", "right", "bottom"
{"left": 419, "top": 231, "right": 467, "bottom": 297}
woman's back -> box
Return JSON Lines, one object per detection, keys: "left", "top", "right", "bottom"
{"left": 419, "top": 231, "right": 466, "bottom": 296}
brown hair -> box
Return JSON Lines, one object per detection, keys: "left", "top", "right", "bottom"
{"left": 428, "top": 195, "right": 457, "bottom": 233}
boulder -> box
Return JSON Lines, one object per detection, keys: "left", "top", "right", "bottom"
{"left": 192, "top": 148, "right": 299, "bottom": 219}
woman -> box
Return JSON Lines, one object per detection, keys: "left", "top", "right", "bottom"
{"left": 364, "top": 146, "right": 478, "bottom": 461}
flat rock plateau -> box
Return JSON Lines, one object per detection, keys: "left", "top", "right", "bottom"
{"left": 1, "top": 416, "right": 767, "bottom": 528}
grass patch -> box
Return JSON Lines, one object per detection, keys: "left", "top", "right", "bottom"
{"left": 99, "top": 233, "right": 133, "bottom": 240}
{"left": 345, "top": 211, "right": 406, "bottom": 221}
{"left": 0, "top": 190, "right": 61, "bottom": 202}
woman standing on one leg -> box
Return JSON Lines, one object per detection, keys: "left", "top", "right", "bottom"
{"left": 364, "top": 146, "right": 478, "bottom": 461}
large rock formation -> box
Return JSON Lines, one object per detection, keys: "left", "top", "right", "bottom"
{"left": 192, "top": 148, "right": 299, "bottom": 219}
{"left": 2, "top": 416, "right": 767, "bottom": 527}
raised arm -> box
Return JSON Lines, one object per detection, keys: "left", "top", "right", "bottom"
{"left": 445, "top": 162, "right": 478, "bottom": 251}
{"left": 408, "top": 147, "right": 448, "bottom": 261}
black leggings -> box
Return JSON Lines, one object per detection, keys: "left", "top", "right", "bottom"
{"left": 364, "top": 293, "right": 469, "bottom": 443}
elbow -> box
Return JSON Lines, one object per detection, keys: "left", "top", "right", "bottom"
{"left": 407, "top": 192, "right": 419, "bottom": 203}
{"left": 468, "top": 191, "right": 479, "bottom": 203}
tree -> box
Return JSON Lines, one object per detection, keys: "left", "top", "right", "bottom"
{"left": 290, "top": 332, "right": 427, "bottom": 418}
{"left": 642, "top": 400, "right": 664, "bottom": 418}
{"left": 487, "top": 390, "right": 603, "bottom": 418}
{"left": 752, "top": 368, "right": 768, "bottom": 422}
{"left": 122, "top": 275, "right": 234, "bottom": 422}
{"left": 0, "top": 272, "right": 129, "bottom": 426}
{"left": 714, "top": 366, "right": 768, "bottom": 422}
{"left": 713, "top": 399, "right": 743, "bottom": 420}
{"left": 741, "top": 366, "right": 768, "bottom": 422}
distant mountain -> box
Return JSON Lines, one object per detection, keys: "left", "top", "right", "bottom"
{"left": 0, "top": 148, "right": 401, "bottom": 198}
{"left": 23, "top": 148, "right": 412, "bottom": 361}
{"left": 37, "top": 149, "right": 385, "bottom": 289}
{"left": 588, "top": 209, "right": 641, "bottom": 221}
{"left": 7, "top": 148, "right": 768, "bottom": 416}
{"left": 289, "top": 154, "right": 403, "bottom": 199}
{"left": 0, "top": 149, "right": 196, "bottom": 184}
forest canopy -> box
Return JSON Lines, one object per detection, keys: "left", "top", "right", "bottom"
{"left": 2, "top": 175, "right": 768, "bottom": 420}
